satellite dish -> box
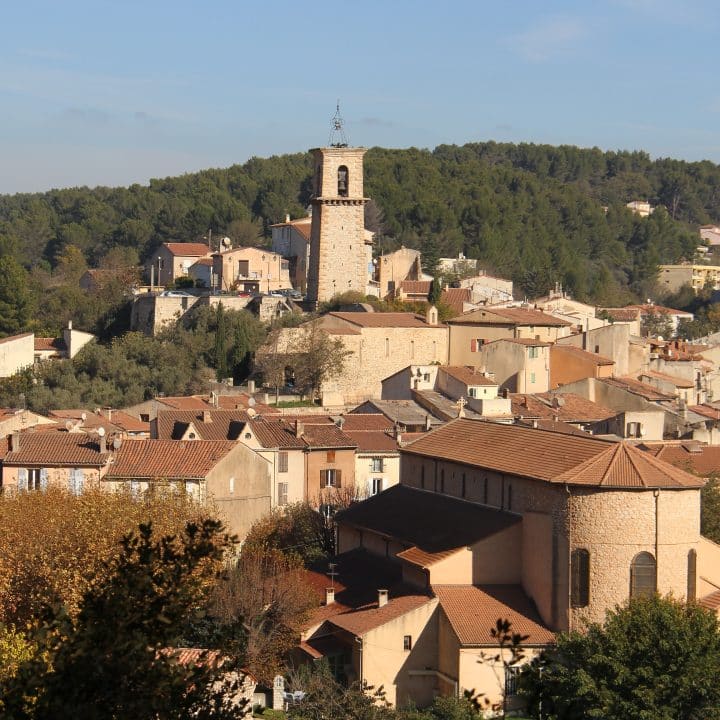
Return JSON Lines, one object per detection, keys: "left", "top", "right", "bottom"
{"left": 97, "top": 427, "right": 106, "bottom": 437}
{"left": 248, "top": 397, "right": 256, "bottom": 407}
{"left": 112, "top": 437, "right": 122, "bottom": 450}
{"left": 222, "top": 237, "right": 232, "bottom": 248}
{"left": 247, "top": 408, "right": 257, "bottom": 418}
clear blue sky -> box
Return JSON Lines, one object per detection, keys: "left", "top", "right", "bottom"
{"left": 1, "top": 0, "right": 719, "bottom": 194}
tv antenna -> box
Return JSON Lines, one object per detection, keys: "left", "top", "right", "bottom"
{"left": 328, "top": 562, "right": 338, "bottom": 590}
{"left": 329, "top": 101, "right": 348, "bottom": 148}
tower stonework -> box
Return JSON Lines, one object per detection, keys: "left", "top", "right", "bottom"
{"left": 306, "top": 146, "right": 370, "bottom": 305}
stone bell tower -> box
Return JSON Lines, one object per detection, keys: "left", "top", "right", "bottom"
{"left": 306, "top": 105, "right": 371, "bottom": 305}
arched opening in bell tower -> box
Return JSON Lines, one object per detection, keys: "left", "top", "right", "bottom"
{"left": 337, "top": 165, "right": 349, "bottom": 197}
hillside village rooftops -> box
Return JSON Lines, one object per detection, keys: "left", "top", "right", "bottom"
{"left": 448, "top": 307, "right": 571, "bottom": 327}
{"left": 441, "top": 366, "right": 498, "bottom": 386}
{"left": 402, "top": 418, "right": 703, "bottom": 488}
{"left": 640, "top": 442, "right": 720, "bottom": 476}
{"left": 641, "top": 370, "right": 695, "bottom": 389}
{"left": 399, "top": 280, "right": 432, "bottom": 294}
{"left": 155, "top": 410, "right": 251, "bottom": 441}
{"left": 106, "top": 439, "right": 237, "bottom": 479}
{"left": 248, "top": 417, "right": 356, "bottom": 450}
{"left": 600, "top": 376, "right": 675, "bottom": 402}
{"left": 327, "top": 312, "right": 439, "bottom": 328}
{"left": 162, "top": 242, "right": 211, "bottom": 256}
{"left": 434, "top": 585, "right": 554, "bottom": 646}
{"left": 440, "top": 288, "right": 472, "bottom": 316}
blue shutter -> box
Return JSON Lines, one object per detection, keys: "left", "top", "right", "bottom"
{"left": 39, "top": 468, "right": 48, "bottom": 491}
{"left": 17, "top": 468, "right": 27, "bottom": 492}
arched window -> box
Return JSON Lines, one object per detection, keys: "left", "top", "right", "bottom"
{"left": 337, "top": 165, "right": 348, "bottom": 197}
{"left": 688, "top": 549, "right": 697, "bottom": 601}
{"left": 630, "top": 552, "right": 657, "bottom": 599}
{"left": 571, "top": 549, "right": 590, "bottom": 608}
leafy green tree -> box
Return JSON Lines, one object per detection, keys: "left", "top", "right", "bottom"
{"left": 293, "top": 321, "right": 351, "bottom": 401}
{"left": 519, "top": 595, "right": 720, "bottom": 720}
{"left": 702, "top": 474, "right": 720, "bottom": 543}
{"left": 1, "top": 520, "right": 244, "bottom": 720}
{"left": 0, "top": 255, "right": 33, "bottom": 336}
{"left": 640, "top": 310, "right": 673, "bottom": 338}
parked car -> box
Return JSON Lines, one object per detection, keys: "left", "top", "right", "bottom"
{"left": 160, "top": 290, "right": 193, "bottom": 297}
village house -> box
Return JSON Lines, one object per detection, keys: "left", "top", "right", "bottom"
{"left": 151, "top": 242, "right": 212, "bottom": 287}
{"left": 375, "top": 247, "right": 424, "bottom": 299}
{"left": 550, "top": 344, "right": 615, "bottom": 389}
{"left": 295, "top": 419, "right": 717, "bottom": 708}
{"left": 447, "top": 306, "right": 571, "bottom": 368}
{"left": 658, "top": 263, "right": 720, "bottom": 294}
{"left": 475, "top": 339, "right": 551, "bottom": 394}
{"left": 271, "top": 214, "right": 312, "bottom": 292}
{"left": 212, "top": 246, "right": 292, "bottom": 294}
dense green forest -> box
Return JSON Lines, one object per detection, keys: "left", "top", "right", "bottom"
{"left": 1, "top": 141, "right": 718, "bottom": 334}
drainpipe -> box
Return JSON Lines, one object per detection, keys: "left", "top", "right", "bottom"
{"left": 566, "top": 484, "right": 572, "bottom": 632}
{"left": 355, "top": 636, "right": 363, "bottom": 686}
{"left": 654, "top": 488, "right": 660, "bottom": 590}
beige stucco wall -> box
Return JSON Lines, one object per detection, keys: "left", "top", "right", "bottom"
{"left": 3, "top": 464, "right": 104, "bottom": 490}
{"left": 305, "top": 448, "right": 356, "bottom": 505}
{"left": 213, "top": 247, "right": 291, "bottom": 293}
{"left": 360, "top": 600, "right": 439, "bottom": 708}
{"left": 378, "top": 247, "right": 422, "bottom": 298}
{"left": 205, "top": 443, "right": 272, "bottom": 541}
{"left": 550, "top": 346, "right": 614, "bottom": 389}
{"left": 0, "top": 333, "right": 34, "bottom": 378}
{"left": 698, "top": 536, "right": 720, "bottom": 597}
{"left": 477, "top": 341, "right": 550, "bottom": 393}
{"left": 355, "top": 452, "right": 400, "bottom": 497}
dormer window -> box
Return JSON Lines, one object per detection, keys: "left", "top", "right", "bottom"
{"left": 337, "top": 165, "right": 348, "bottom": 197}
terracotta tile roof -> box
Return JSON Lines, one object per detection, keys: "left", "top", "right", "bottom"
{"left": 400, "top": 280, "right": 432, "bottom": 294}
{"left": 689, "top": 405, "right": 720, "bottom": 421}
{"left": 155, "top": 410, "right": 251, "bottom": 441}
{"left": 163, "top": 242, "right": 211, "bottom": 257}
{"left": 337, "top": 485, "right": 521, "bottom": 564}
{"left": 551, "top": 344, "right": 615, "bottom": 366}
{"left": 434, "top": 585, "right": 554, "bottom": 646}
{"left": 270, "top": 217, "right": 311, "bottom": 241}
{"left": 441, "top": 366, "right": 498, "bottom": 387}
{"left": 510, "top": 393, "right": 616, "bottom": 423}
{"left": 699, "top": 590, "right": 720, "bottom": 611}
{"left": 641, "top": 370, "right": 695, "bottom": 389}
{"left": 248, "top": 417, "right": 355, "bottom": 449}
{"left": 403, "top": 418, "right": 703, "bottom": 488}
{"left": 34, "top": 337, "right": 64, "bottom": 352}
{"left": 515, "top": 419, "right": 592, "bottom": 436}
{"left": 3, "top": 432, "right": 111, "bottom": 466}
{"left": 600, "top": 376, "right": 674, "bottom": 402}
{"left": 449, "top": 307, "right": 571, "bottom": 327}
{"left": 159, "top": 396, "right": 214, "bottom": 410}
{"left": 106, "top": 439, "right": 236, "bottom": 479}
{"left": 190, "top": 257, "right": 214, "bottom": 267}
{"left": 554, "top": 442, "right": 703, "bottom": 488}
{"left": 343, "top": 430, "right": 399, "bottom": 453}
{"left": 328, "top": 312, "right": 435, "bottom": 329}
{"left": 639, "top": 443, "right": 720, "bottom": 477}
{"left": 440, "top": 288, "right": 471, "bottom": 317}
{"left": 628, "top": 303, "right": 691, "bottom": 317}
{"left": 214, "top": 395, "right": 280, "bottom": 414}
{"left": 599, "top": 307, "right": 641, "bottom": 322}
{"left": 105, "top": 410, "right": 150, "bottom": 434}
{"left": 486, "top": 337, "right": 552, "bottom": 347}
{"left": 303, "top": 550, "right": 433, "bottom": 636}
{"left": 337, "top": 414, "right": 394, "bottom": 431}
{"left": 48, "top": 408, "right": 149, "bottom": 435}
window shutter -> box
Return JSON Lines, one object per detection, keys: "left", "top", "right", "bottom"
{"left": 68, "top": 468, "right": 77, "bottom": 494}
{"left": 76, "top": 469, "right": 84, "bottom": 495}
{"left": 18, "top": 468, "right": 27, "bottom": 492}
{"left": 40, "top": 468, "right": 48, "bottom": 492}
{"left": 470, "top": 339, "right": 477, "bottom": 352}
{"left": 336, "top": 469, "right": 342, "bottom": 487}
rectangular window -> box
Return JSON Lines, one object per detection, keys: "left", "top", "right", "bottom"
{"left": 385, "top": 338, "right": 390, "bottom": 357}
{"left": 530, "top": 372, "right": 536, "bottom": 384}
{"left": 504, "top": 666, "right": 520, "bottom": 697}
{"left": 326, "top": 450, "right": 336, "bottom": 463}
{"left": 571, "top": 549, "right": 590, "bottom": 608}
{"left": 238, "top": 260, "right": 249, "bottom": 277}
{"left": 371, "top": 457, "right": 384, "bottom": 473}
{"left": 403, "top": 635, "right": 412, "bottom": 651}
{"left": 423, "top": 373, "right": 430, "bottom": 382}
{"left": 371, "top": 477, "right": 383, "bottom": 495}
{"left": 321, "top": 469, "right": 341, "bottom": 488}
{"left": 468, "top": 387, "right": 477, "bottom": 398}
{"left": 278, "top": 451, "right": 289, "bottom": 473}
{"left": 528, "top": 346, "right": 539, "bottom": 359}
{"left": 140, "top": 414, "right": 150, "bottom": 422}
{"left": 278, "top": 481, "right": 288, "bottom": 506}
{"left": 229, "top": 476, "right": 235, "bottom": 494}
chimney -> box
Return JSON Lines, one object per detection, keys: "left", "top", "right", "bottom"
{"left": 99, "top": 433, "right": 107, "bottom": 454}
{"left": 378, "top": 589, "right": 388, "bottom": 608}
{"left": 425, "top": 305, "right": 438, "bottom": 326}
{"left": 295, "top": 420, "right": 304, "bottom": 438}
{"left": 9, "top": 431, "right": 19, "bottom": 452}
{"left": 248, "top": 379, "right": 256, "bottom": 394}
{"left": 202, "top": 410, "right": 212, "bottom": 423}
{"left": 67, "top": 320, "right": 72, "bottom": 330}
{"left": 424, "top": 414, "right": 432, "bottom": 431}
{"left": 325, "top": 587, "right": 335, "bottom": 605}
{"left": 285, "top": 213, "right": 290, "bottom": 223}
{"left": 532, "top": 419, "right": 539, "bottom": 429}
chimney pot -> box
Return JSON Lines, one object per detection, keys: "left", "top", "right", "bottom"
{"left": 67, "top": 320, "right": 72, "bottom": 330}
{"left": 325, "top": 587, "right": 335, "bottom": 605}
{"left": 295, "top": 420, "right": 304, "bottom": 437}
{"left": 285, "top": 213, "right": 290, "bottom": 223}
{"left": 202, "top": 410, "right": 212, "bottom": 423}
{"left": 9, "top": 431, "right": 19, "bottom": 452}
{"left": 378, "top": 589, "right": 388, "bottom": 608}
{"left": 99, "top": 434, "right": 107, "bottom": 454}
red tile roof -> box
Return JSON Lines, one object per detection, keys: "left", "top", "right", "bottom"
{"left": 403, "top": 419, "right": 703, "bottom": 488}
{"left": 640, "top": 443, "right": 720, "bottom": 477}
{"left": 641, "top": 370, "right": 694, "bottom": 389}
{"left": 0, "top": 332, "right": 33, "bottom": 345}
{"left": 328, "top": 312, "right": 436, "bottom": 329}
{"left": 155, "top": 410, "right": 251, "bottom": 441}
{"left": 159, "top": 396, "right": 214, "bottom": 410}
{"left": 338, "top": 414, "right": 394, "bottom": 431}
{"left": 343, "top": 430, "right": 399, "bottom": 453}
{"left": 248, "top": 417, "right": 356, "bottom": 450}
{"left": 162, "top": 242, "right": 211, "bottom": 257}
{"left": 3, "top": 432, "right": 111, "bottom": 466}
{"left": 440, "top": 287, "right": 471, "bottom": 317}
{"left": 510, "top": 393, "right": 616, "bottom": 422}
{"left": 449, "top": 307, "right": 571, "bottom": 327}
{"left": 699, "top": 590, "right": 720, "bottom": 611}
{"left": 400, "top": 280, "right": 432, "bottom": 294}
{"left": 441, "top": 366, "right": 498, "bottom": 387}
{"left": 551, "top": 344, "right": 615, "bottom": 366}
{"left": 689, "top": 405, "right": 720, "bottom": 421}
{"left": 434, "top": 585, "right": 554, "bottom": 646}
{"left": 600, "top": 376, "right": 674, "bottom": 402}
{"left": 106, "top": 439, "right": 237, "bottom": 479}
{"left": 34, "top": 337, "right": 64, "bottom": 352}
